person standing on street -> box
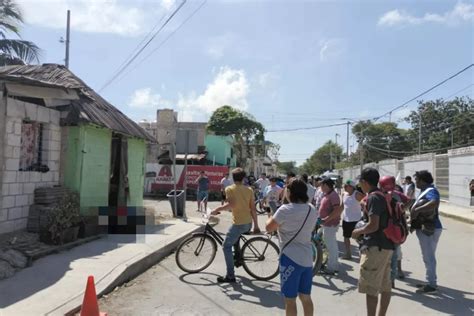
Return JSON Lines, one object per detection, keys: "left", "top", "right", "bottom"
{"left": 411, "top": 170, "right": 443, "bottom": 294}
{"left": 263, "top": 177, "right": 283, "bottom": 217}
{"left": 341, "top": 179, "right": 364, "bottom": 260}
{"left": 195, "top": 171, "right": 209, "bottom": 211}
{"left": 266, "top": 178, "right": 318, "bottom": 316}
{"left": 319, "top": 178, "right": 343, "bottom": 275}
{"left": 220, "top": 173, "right": 233, "bottom": 206}
{"left": 352, "top": 168, "right": 394, "bottom": 316}
{"left": 211, "top": 168, "right": 261, "bottom": 283}
{"left": 313, "top": 177, "right": 324, "bottom": 217}
{"left": 403, "top": 176, "right": 416, "bottom": 203}
{"left": 301, "top": 174, "right": 316, "bottom": 205}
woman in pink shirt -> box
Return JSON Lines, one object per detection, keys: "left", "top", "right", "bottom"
{"left": 319, "top": 178, "right": 343, "bottom": 275}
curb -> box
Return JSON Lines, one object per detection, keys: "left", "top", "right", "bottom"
{"left": 439, "top": 211, "right": 474, "bottom": 225}
{"left": 45, "top": 222, "right": 202, "bottom": 316}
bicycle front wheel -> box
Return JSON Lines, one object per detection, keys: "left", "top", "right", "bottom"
{"left": 241, "top": 237, "right": 280, "bottom": 281}
{"left": 255, "top": 200, "right": 266, "bottom": 215}
{"left": 175, "top": 233, "right": 217, "bottom": 273}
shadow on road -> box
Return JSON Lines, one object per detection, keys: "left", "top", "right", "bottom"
{"left": 313, "top": 262, "right": 359, "bottom": 296}
{"left": 393, "top": 277, "right": 474, "bottom": 315}
{"left": 179, "top": 272, "right": 284, "bottom": 309}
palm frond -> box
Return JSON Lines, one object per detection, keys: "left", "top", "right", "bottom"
{"left": 0, "top": 39, "right": 40, "bottom": 64}
{"left": 0, "top": 0, "right": 23, "bottom": 23}
{"left": 0, "top": 52, "right": 24, "bottom": 65}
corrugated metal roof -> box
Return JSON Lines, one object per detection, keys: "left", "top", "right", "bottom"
{"left": 0, "top": 64, "right": 155, "bottom": 142}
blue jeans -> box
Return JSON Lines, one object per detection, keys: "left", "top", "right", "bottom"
{"left": 390, "top": 245, "right": 400, "bottom": 281}
{"left": 223, "top": 223, "right": 252, "bottom": 278}
{"left": 416, "top": 228, "right": 442, "bottom": 287}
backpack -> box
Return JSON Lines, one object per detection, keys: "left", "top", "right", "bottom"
{"left": 370, "top": 191, "right": 409, "bottom": 245}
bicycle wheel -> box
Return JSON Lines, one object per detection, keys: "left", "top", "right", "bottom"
{"left": 175, "top": 233, "right": 217, "bottom": 273}
{"left": 312, "top": 240, "right": 324, "bottom": 276}
{"left": 241, "top": 237, "right": 280, "bottom": 281}
{"left": 255, "top": 200, "right": 266, "bottom": 215}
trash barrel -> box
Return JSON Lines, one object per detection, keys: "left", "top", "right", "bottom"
{"left": 166, "top": 190, "right": 185, "bottom": 217}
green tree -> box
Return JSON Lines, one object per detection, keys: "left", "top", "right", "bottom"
{"left": 207, "top": 105, "right": 265, "bottom": 167}
{"left": 0, "top": 0, "right": 40, "bottom": 65}
{"left": 299, "top": 141, "right": 343, "bottom": 175}
{"left": 352, "top": 121, "right": 413, "bottom": 162}
{"left": 275, "top": 161, "right": 297, "bottom": 175}
{"left": 405, "top": 97, "right": 474, "bottom": 153}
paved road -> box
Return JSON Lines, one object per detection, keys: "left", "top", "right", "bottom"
{"left": 100, "top": 201, "right": 473, "bottom": 315}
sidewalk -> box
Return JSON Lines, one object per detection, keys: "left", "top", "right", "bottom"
{"left": 439, "top": 201, "right": 473, "bottom": 224}
{"left": 0, "top": 199, "right": 204, "bottom": 316}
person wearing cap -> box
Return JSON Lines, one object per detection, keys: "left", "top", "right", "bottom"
{"left": 318, "top": 177, "right": 343, "bottom": 274}
{"left": 342, "top": 179, "right": 364, "bottom": 260}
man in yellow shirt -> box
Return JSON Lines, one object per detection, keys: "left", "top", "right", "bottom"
{"left": 211, "top": 168, "right": 261, "bottom": 283}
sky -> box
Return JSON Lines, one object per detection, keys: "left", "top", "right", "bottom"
{"left": 17, "top": 0, "right": 474, "bottom": 165}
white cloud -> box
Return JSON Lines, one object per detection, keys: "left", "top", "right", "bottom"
{"left": 129, "top": 67, "right": 250, "bottom": 121}
{"left": 129, "top": 88, "right": 170, "bottom": 108}
{"left": 160, "top": 0, "right": 177, "bottom": 11}
{"left": 319, "top": 38, "right": 346, "bottom": 62}
{"left": 18, "top": 0, "right": 156, "bottom": 36}
{"left": 177, "top": 67, "right": 250, "bottom": 121}
{"left": 378, "top": 2, "right": 474, "bottom": 27}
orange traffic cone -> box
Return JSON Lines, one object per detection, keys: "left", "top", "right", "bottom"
{"left": 80, "top": 276, "right": 107, "bottom": 316}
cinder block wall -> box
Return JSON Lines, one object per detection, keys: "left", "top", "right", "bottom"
{"left": 0, "top": 98, "right": 61, "bottom": 234}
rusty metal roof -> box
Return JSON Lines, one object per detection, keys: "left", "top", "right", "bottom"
{"left": 0, "top": 64, "right": 155, "bottom": 142}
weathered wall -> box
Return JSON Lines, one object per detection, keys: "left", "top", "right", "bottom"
{"left": 378, "top": 159, "right": 398, "bottom": 178}
{"left": 448, "top": 146, "right": 474, "bottom": 207}
{"left": 127, "top": 138, "right": 145, "bottom": 207}
{"left": 0, "top": 98, "right": 61, "bottom": 233}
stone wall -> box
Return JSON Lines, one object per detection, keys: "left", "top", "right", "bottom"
{"left": 0, "top": 98, "right": 61, "bottom": 234}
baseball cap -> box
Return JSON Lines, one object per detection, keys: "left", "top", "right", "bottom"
{"left": 345, "top": 179, "right": 356, "bottom": 187}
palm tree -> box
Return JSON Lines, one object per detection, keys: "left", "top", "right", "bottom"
{"left": 0, "top": 0, "right": 40, "bottom": 65}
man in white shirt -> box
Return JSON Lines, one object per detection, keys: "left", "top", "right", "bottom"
{"left": 302, "top": 174, "right": 316, "bottom": 205}
{"left": 220, "top": 173, "right": 233, "bottom": 205}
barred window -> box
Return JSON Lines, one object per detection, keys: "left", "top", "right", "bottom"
{"left": 19, "top": 121, "right": 44, "bottom": 171}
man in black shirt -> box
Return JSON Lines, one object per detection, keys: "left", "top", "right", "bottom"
{"left": 352, "top": 168, "right": 394, "bottom": 316}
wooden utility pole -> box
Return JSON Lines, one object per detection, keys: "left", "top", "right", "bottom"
{"left": 346, "top": 121, "right": 350, "bottom": 161}
{"left": 65, "top": 10, "right": 71, "bottom": 68}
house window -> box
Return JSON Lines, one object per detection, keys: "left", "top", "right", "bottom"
{"left": 19, "top": 121, "right": 45, "bottom": 171}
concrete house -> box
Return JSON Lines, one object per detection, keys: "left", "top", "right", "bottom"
{"left": 204, "top": 134, "right": 237, "bottom": 167}
{"left": 0, "top": 64, "right": 154, "bottom": 234}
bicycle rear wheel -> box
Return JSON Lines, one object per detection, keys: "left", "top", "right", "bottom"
{"left": 175, "top": 233, "right": 217, "bottom": 273}
{"left": 255, "top": 200, "right": 266, "bottom": 215}
{"left": 312, "top": 240, "right": 323, "bottom": 276}
{"left": 241, "top": 237, "right": 280, "bottom": 281}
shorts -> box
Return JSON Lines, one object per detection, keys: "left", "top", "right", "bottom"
{"left": 342, "top": 220, "right": 358, "bottom": 238}
{"left": 280, "top": 254, "right": 313, "bottom": 298}
{"left": 358, "top": 247, "right": 393, "bottom": 296}
{"left": 197, "top": 190, "right": 208, "bottom": 201}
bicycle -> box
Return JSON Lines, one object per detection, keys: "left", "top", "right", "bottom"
{"left": 311, "top": 218, "right": 328, "bottom": 275}
{"left": 175, "top": 203, "right": 280, "bottom": 281}
{"left": 253, "top": 188, "right": 266, "bottom": 215}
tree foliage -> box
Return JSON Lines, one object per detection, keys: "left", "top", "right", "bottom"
{"left": 405, "top": 97, "right": 474, "bottom": 153}
{"left": 352, "top": 121, "right": 413, "bottom": 162}
{"left": 0, "top": 0, "right": 40, "bottom": 65}
{"left": 207, "top": 105, "right": 265, "bottom": 167}
{"left": 299, "top": 141, "right": 343, "bottom": 175}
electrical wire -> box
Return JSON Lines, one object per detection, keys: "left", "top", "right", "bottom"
{"left": 99, "top": 0, "right": 187, "bottom": 92}
{"left": 265, "top": 122, "right": 348, "bottom": 133}
{"left": 112, "top": 1, "right": 207, "bottom": 85}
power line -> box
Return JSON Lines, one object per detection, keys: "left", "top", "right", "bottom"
{"left": 445, "top": 83, "right": 474, "bottom": 99}
{"left": 99, "top": 0, "right": 187, "bottom": 92}
{"left": 373, "top": 63, "right": 474, "bottom": 121}
{"left": 265, "top": 122, "right": 348, "bottom": 133}
{"left": 112, "top": 1, "right": 207, "bottom": 85}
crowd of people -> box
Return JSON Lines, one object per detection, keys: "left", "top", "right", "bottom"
{"left": 210, "top": 167, "right": 443, "bottom": 316}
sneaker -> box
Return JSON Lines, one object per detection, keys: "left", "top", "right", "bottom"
{"left": 397, "top": 271, "right": 405, "bottom": 279}
{"left": 416, "top": 285, "right": 438, "bottom": 294}
{"left": 415, "top": 283, "right": 426, "bottom": 288}
{"left": 320, "top": 268, "right": 337, "bottom": 276}
{"left": 217, "top": 276, "right": 236, "bottom": 283}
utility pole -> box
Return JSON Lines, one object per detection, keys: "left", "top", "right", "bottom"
{"left": 182, "top": 130, "right": 190, "bottom": 221}
{"left": 359, "top": 140, "right": 364, "bottom": 175}
{"left": 346, "top": 121, "right": 350, "bottom": 161}
{"left": 335, "top": 133, "right": 340, "bottom": 166}
{"left": 329, "top": 142, "right": 332, "bottom": 171}
{"left": 418, "top": 112, "right": 422, "bottom": 155}
{"left": 65, "top": 10, "right": 71, "bottom": 68}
